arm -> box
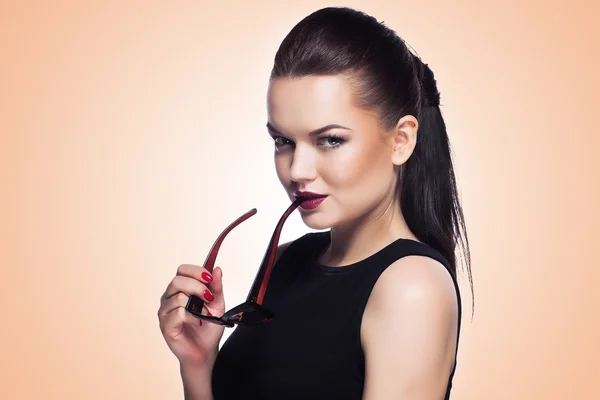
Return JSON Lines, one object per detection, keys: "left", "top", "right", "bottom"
{"left": 180, "top": 351, "right": 217, "bottom": 400}
{"left": 360, "top": 255, "right": 459, "bottom": 400}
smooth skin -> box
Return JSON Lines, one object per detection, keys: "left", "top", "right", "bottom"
{"left": 158, "top": 74, "right": 458, "bottom": 400}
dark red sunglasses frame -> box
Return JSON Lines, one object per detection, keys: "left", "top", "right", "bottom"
{"left": 185, "top": 197, "right": 303, "bottom": 327}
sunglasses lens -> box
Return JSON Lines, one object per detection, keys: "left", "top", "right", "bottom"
{"left": 230, "top": 311, "right": 272, "bottom": 325}
{"left": 222, "top": 301, "right": 275, "bottom": 326}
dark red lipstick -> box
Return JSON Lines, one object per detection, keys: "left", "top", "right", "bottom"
{"left": 293, "top": 191, "right": 328, "bottom": 210}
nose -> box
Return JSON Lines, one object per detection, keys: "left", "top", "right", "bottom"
{"left": 289, "top": 146, "right": 317, "bottom": 184}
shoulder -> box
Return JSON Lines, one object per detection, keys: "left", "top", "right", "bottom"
{"left": 361, "top": 255, "right": 458, "bottom": 343}
{"left": 365, "top": 254, "right": 458, "bottom": 317}
{"left": 360, "top": 254, "right": 459, "bottom": 398}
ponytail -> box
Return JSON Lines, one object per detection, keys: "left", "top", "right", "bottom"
{"left": 400, "top": 59, "right": 474, "bottom": 310}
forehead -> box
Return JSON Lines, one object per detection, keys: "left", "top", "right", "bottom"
{"left": 267, "top": 75, "right": 364, "bottom": 132}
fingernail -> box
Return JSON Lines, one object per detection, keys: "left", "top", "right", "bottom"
{"left": 203, "top": 289, "right": 215, "bottom": 302}
{"left": 207, "top": 310, "right": 212, "bottom": 316}
{"left": 199, "top": 319, "right": 203, "bottom": 326}
{"left": 201, "top": 272, "right": 213, "bottom": 283}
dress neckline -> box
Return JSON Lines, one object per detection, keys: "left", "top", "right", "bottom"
{"left": 308, "top": 231, "right": 430, "bottom": 273}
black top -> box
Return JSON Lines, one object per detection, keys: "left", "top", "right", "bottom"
{"left": 212, "top": 230, "right": 462, "bottom": 399}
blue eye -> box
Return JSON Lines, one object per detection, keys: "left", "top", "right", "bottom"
{"left": 317, "top": 135, "right": 345, "bottom": 149}
{"left": 270, "top": 134, "right": 346, "bottom": 150}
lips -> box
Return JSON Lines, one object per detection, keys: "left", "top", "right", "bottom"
{"left": 293, "top": 191, "right": 328, "bottom": 211}
{"left": 293, "top": 190, "right": 327, "bottom": 200}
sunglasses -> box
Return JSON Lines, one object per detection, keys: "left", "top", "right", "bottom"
{"left": 185, "top": 197, "right": 303, "bottom": 327}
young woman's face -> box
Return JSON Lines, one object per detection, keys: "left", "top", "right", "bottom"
{"left": 266, "top": 75, "right": 409, "bottom": 230}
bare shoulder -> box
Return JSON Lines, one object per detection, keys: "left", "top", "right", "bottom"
{"left": 366, "top": 255, "right": 458, "bottom": 315}
{"left": 360, "top": 255, "right": 460, "bottom": 399}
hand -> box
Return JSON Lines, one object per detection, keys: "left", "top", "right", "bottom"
{"left": 158, "top": 264, "right": 226, "bottom": 367}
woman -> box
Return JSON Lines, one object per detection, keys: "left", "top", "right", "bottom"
{"left": 158, "top": 6, "right": 473, "bottom": 400}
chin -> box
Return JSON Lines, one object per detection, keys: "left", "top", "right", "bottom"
{"left": 298, "top": 210, "right": 334, "bottom": 231}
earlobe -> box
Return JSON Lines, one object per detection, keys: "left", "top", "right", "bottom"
{"left": 391, "top": 115, "right": 418, "bottom": 166}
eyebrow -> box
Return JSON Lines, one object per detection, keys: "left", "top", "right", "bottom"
{"left": 266, "top": 122, "right": 351, "bottom": 137}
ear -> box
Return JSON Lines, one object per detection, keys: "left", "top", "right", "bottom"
{"left": 390, "top": 115, "right": 418, "bottom": 166}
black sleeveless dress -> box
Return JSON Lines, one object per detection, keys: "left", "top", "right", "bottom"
{"left": 211, "top": 230, "right": 462, "bottom": 399}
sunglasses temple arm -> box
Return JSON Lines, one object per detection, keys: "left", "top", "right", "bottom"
{"left": 201, "top": 208, "right": 257, "bottom": 273}
{"left": 186, "top": 208, "right": 257, "bottom": 317}
{"left": 246, "top": 198, "right": 302, "bottom": 304}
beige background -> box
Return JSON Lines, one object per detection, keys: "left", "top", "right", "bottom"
{"left": 1, "top": 1, "right": 598, "bottom": 399}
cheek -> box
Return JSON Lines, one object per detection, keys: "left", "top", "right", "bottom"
{"left": 322, "top": 145, "right": 386, "bottom": 188}
{"left": 274, "top": 154, "right": 290, "bottom": 183}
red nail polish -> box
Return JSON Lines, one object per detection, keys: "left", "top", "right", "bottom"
{"left": 201, "top": 272, "right": 213, "bottom": 282}
{"left": 199, "top": 319, "right": 203, "bottom": 326}
{"left": 204, "top": 289, "right": 215, "bottom": 302}
{"left": 207, "top": 311, "right": 212, "bottom": 316}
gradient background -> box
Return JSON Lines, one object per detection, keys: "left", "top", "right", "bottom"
{"left": 1, "top": 1, "right": 598, "bottom": 399}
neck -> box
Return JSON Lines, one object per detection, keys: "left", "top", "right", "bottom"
{"left": 318, "top": 195, "right": 420, "bottom": 267}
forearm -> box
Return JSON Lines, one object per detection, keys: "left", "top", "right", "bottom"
{"left": 180, "top": 353, "right": 217, "bottom": 400}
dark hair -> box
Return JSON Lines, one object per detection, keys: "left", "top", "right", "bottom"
{"left": 270, "top": 7, "right": 474, "bottom": 310}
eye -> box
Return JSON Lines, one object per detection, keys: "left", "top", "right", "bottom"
{"left": 272, "top": 136, "right": 293, "bottom": 148}
{"left": 317, "top": 135, "right": 345, "bottom": 149}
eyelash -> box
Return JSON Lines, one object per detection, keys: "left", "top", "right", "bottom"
{"left": 271, "top": 134, "right": 346, "bottom": 150}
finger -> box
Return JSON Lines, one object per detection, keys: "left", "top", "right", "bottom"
{"left": 210, "top": 266, "right": 224, "bottom": 299}
{"left": 158, "top": 292, "right": 190, "bottom": 317}
{"left": 160, "top": 306, "right": 204, "bottom": 337}
{"left": 176, "top": 264, "right": 223, "bottom": 302}
{"left": 176, "top": 264, "right": 214, "bottom": 285}
{"left": 161, "top": 275, "right": 215, "bottom": 303}
{"left": 158, "top": 292, "right": 214, "bottom": 319}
